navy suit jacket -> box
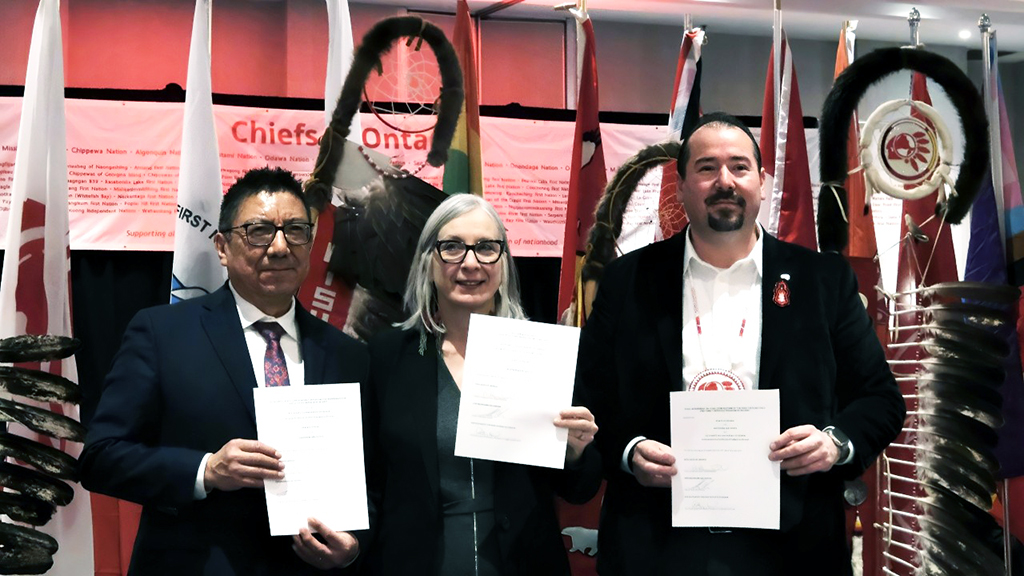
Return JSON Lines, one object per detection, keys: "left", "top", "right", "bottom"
{"left": 576, "top": 231, "right": 905, "bottom": 575}
{"left": 80, "top": 286, "right": 369, "bottom": 576}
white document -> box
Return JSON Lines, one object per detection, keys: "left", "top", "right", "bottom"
{"left": 670, "top": 389, "right": 780, "bottom": 530}
{"left": 454, "top": 314, "right": 581, "bottom": 469}
{"left": 253, "top": 383, "right": 369, "bottom": 536}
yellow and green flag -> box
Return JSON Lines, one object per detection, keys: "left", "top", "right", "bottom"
{"left": 443, "top": 0, "right": 483, "bottom": 196}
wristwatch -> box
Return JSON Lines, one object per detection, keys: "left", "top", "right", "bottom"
{"left": 822, "top": 426, "right": 852, "bottom": 464}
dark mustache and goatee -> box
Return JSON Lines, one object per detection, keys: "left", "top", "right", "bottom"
{"left": 705, "top": 190, "right": 747, "bottom": 232}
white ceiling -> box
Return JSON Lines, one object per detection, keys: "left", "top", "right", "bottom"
{"left": 362, "top": 0, "right": 1024, "bottom": 52}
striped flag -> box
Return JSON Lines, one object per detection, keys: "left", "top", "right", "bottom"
{"left": 443, "top": 0, "right": 483, "bottom": 196}
{"left": 757, "top": 9, "right": 816, "bottom": 250}
{"left": 968, "top": 32, "right": 1024, "bottom": 543}
{"left": 658, "top": 27, "right": 704, "bottom": 240}
{"left": 170, "top": 0, "right": 225, "bottom": 303}
{"left": 0, "top": 1, "right": 95, "bottom": 574}
{"left": 557, "top": 8, "right": 606, "bottom": 322}
{"left": 296, "top": 0, "right": 358, "bottom": 331}
{"left": 967, "top": 32, "right": 1024, "bottom": 479}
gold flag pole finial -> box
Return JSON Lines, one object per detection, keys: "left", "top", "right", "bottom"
{"left": 908, "top": 8, "right": 921, "bottom": 48}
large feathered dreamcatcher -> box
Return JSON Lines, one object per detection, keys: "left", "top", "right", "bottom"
{"left": 304, "top": 16, "right": 463, "bottom": 341}
{"left": 0, "top": 335, "right": 84, "bottom": 574}
{"left": 818, "top": 46, "right": 1014, "bottom": 575}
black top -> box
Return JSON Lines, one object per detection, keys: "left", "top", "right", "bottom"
{"left": 436, "top": 358, "right": 500, "bottom": 576}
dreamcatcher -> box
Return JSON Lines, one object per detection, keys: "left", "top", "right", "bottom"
{"left": 304, "top": 15, "right": 463, "bottom": 341}
{"left": 818, "top": 45, "right": 1011, "bottom": 575}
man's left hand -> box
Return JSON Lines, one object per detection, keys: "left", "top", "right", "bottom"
{"left": 293, "top": 517, "right": 359, "bottom": 570}
{"left": 768, "top": 425, "right": 838, "bottom": 476}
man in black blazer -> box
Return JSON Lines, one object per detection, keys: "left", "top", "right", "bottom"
{"left": 80, "top": 167, "right": 369, "bottom": 575}
{"left": 576, "top": 113, "right": 904, "bottom": 575}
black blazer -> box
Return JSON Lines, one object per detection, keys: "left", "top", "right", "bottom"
{"left": 79, "top": 286, "right": 369, "bottom": 576}
{"left": 362, "top": 328, "right": 602, "bottom": 576}
{"left": 576, "top": 231, "right": 905, "bottom": 575}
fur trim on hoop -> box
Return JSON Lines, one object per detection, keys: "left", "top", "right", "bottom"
{"left": 818, "top": 47, "right": 988, "bottom": 252}
{"left": 581, "top": 142, "right": 680, "bottom": 285}
{"left": 304, "top": 16, "right": 464, "bottom": 211}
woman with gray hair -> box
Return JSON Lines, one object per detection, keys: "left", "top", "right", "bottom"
{"left": 361, "top": 193, "right": 601, "bottom": 575}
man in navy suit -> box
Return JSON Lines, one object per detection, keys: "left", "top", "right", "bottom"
{"left": 80, "top": 167, "right": 368, "bottom": 575}
{"left": 576, "top": 113, "right": 904, "bottom": 575}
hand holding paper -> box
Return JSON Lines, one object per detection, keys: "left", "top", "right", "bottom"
{"left": 204, "top": 438, "right": 284, "bottom": 491}
{"left": 454, "top": 315, "right": 581, "bottom": 469}
{"left": 553, "top": 406, "right": 598, "bottom": 464}
{"left": 292, "top": 517, "right": 359, "bottom": 570}
{"left": 253, "top": 383, "right": 369, "bottom": 536}
{"left": 768, "top": 424, "right": 840, "bottom": 475}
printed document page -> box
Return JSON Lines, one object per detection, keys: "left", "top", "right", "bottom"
{"left": 454, "top": 314, "right": 581, "bottom": 469}
{"left": 670, "top": 389, "right": 780, "bottom": 529}
{"left": 254, "top": 383, "right": 369, "bottom": 536}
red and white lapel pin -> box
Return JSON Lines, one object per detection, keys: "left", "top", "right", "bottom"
{"left": 773, "top": 274, "right": 791, "bottom": 307}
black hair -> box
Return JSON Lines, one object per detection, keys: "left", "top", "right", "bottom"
{"left": 218, "top": 166, "right": 310, "bottom": 231}
{"left": 676, "top": 112, "right": 761, "bottom": 178}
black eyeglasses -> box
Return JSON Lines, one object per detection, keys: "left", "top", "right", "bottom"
{"left": 222, "top": 222, "right": 313, "bottom": 246}
{"left": 435, "top": 240, "right": 505, "bottom": 264}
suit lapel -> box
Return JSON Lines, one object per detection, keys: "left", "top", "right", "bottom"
{"left": 656, "top": 233, "right": 687, "bottom": 392}
{"left": 296, "top": 306, "right": 326, "bottom": 384}
{"left": 201, "top": 287, "right": 259, "bottom": 425}
{"left": 758, "top": 234, "right": 789, "bottom": 390}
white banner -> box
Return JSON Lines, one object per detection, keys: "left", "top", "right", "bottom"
{"left": 0, "top": 98, "right": 668, "bottom": 256}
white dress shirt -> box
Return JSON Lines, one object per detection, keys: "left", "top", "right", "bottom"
{"left": 681, "top": 228, "right": 763, "bottom": 391}
{"left": 194, "top": 284, "right": 305, "bottom": 499}
{"left": 621, "top": 227, "right": 763, "bottom": 472}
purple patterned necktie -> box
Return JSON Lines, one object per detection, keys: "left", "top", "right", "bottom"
{"left": 254, "top": 321, "right": 290, "bottom": 387}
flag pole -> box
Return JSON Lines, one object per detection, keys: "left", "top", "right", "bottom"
{"left": 907, "top": 7, "right": 921, "bottom": 48}
{"left": 772, "top": 0, "right": 781, "bottom": 130}
{"left": 906, "top": 9, "right": 921, "bottom": 105}
{"left": 983, "top": 18, "right": 1013, "bottom": 574}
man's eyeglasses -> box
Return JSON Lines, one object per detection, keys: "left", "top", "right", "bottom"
{"left": 435, "top": 240, "right": 504, "bottom": 264}
{"left": 222, "top": 222, "right": 313, "bottom": 246}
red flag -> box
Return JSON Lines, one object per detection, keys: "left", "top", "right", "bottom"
{"left": 0, "top": 1, "right": 96, "bottom": 574}
{"left": 829, "top": 22, "right": 889, "bottom": 575}
{"left": 757, "top": 25, "right": 816, "bottom": 250}
{"left": 881, "top": 71, "right": 961, "bottom": 574}
{"left": 658, "top": 27, "right": 704, "bottom": 240}
{"left": 296, "top": 202, "right": 354, "bottom": 329}
{"left": 557, "top": 12, "right": 606, "bottom": 320}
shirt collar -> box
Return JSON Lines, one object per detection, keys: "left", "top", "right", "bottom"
{"left": 228, "top": 282, "right": 299, "bottom": 341}
{"left": 683, "top": 225, "right": 764, "bottom": 278}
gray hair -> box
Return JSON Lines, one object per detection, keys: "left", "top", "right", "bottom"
{"left": 399, "top": 194, "right": 526, "bottom": 334}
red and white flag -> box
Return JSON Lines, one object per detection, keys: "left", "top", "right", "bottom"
{"left": 757, "top": 9, "right": 816, "bottom": 250}
{"left": 830, "top": 21, "right": 888, "bottom": 576}
{"left": 658, "top": 27, "right": 705, "bottom": 241}
{"left": 296, "top": 0, "right": 359, "bottom": 330}
{"left": 0, "top": 1, "right": 95, "bottom": 574}
{"left": 557, "top": 8, "right": 606, "bottom": 322}
{"left": 883, "top": 70, "right": 961, "bottom": 576}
